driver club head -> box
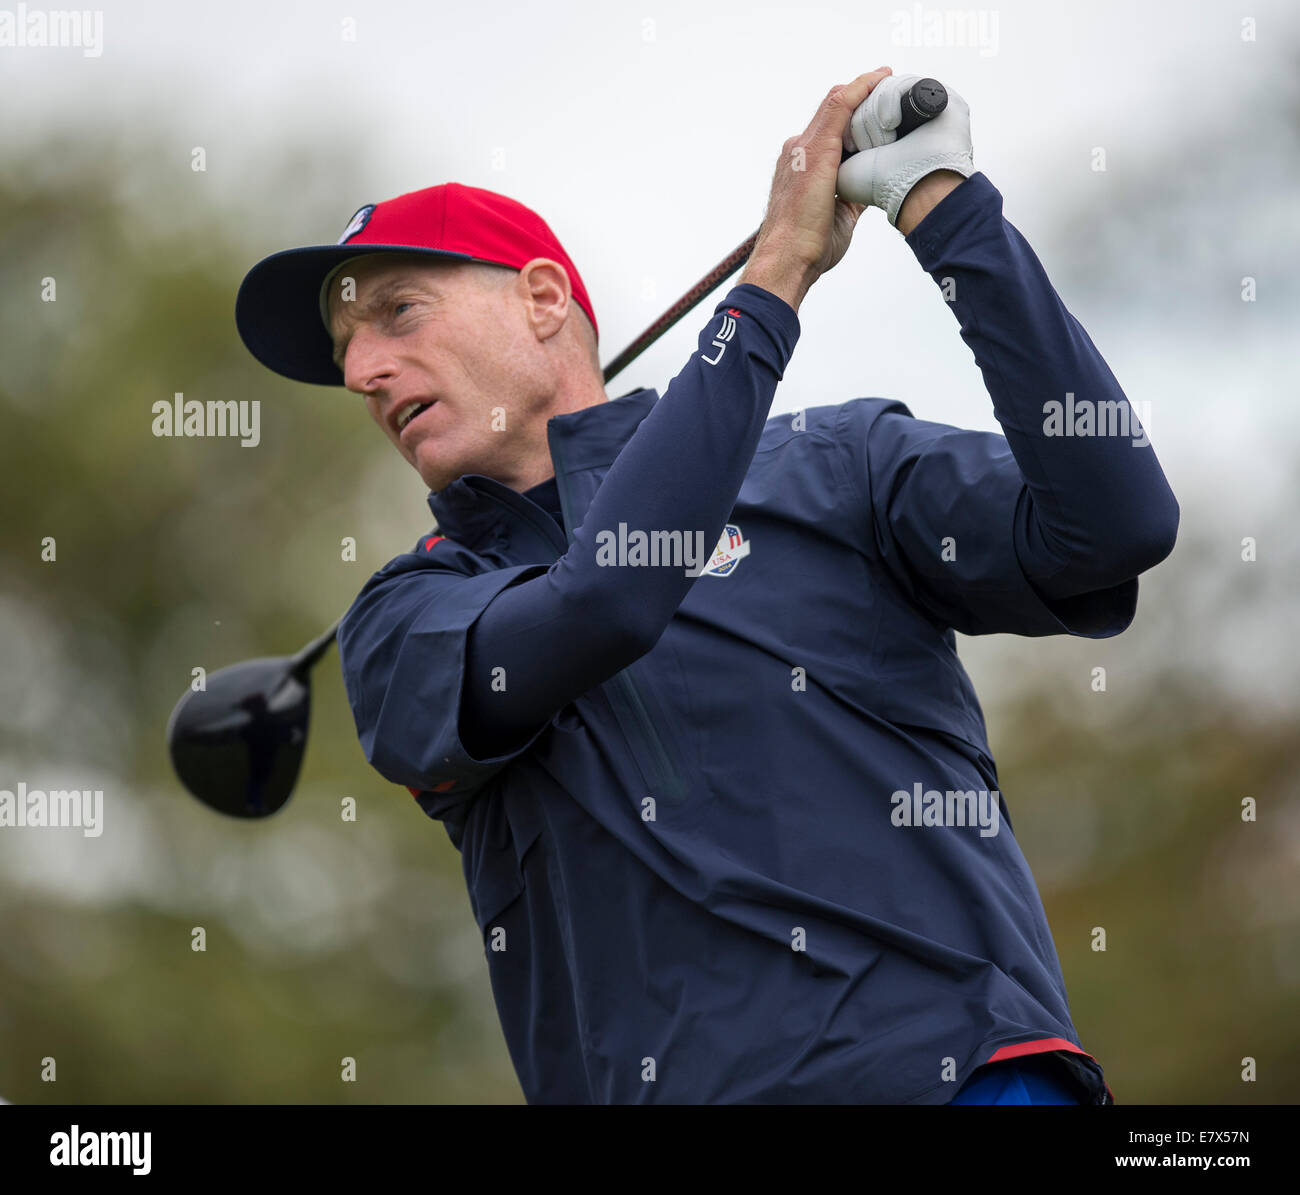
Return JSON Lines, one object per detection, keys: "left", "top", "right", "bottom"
{"left": 166, "top": 656, "right": 311, "bottom": 819}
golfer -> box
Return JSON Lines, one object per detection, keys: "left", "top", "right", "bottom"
{"left": 235, "top": 68, "right": 1177, "bottom": 1104}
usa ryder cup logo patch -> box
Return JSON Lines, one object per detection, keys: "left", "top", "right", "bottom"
{"left": 337, "top": 204, "right": 376, "bottom": 244}
{"left": 702, "top": 523, "right": 750, "bottom": 577}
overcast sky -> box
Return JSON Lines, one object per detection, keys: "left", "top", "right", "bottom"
{"left": 8, "top": 1, "right": 1297, "bottom": 494}
{"left": 6, "top": 0, "right": 1298, "bottom": 593}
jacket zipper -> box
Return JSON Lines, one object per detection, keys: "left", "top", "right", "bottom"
{"left": 549, "top": 441, "right": 687, "bottom": 803}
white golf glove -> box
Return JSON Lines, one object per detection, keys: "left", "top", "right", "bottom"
{"left": 836, "top": 74, "right": 976, "bottom": 228}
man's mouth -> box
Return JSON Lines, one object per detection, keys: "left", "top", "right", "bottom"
{"left": 395, "top": 401, "right": 435, "bottom": 434}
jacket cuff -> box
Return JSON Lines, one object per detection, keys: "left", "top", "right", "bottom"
{"left": 721, "top": 282, "right": 801, "bottom": 365}
{"left": 905, "top": 171, "right": 1001, "bottom": 269}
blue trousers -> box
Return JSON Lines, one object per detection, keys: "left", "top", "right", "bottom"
{"left": 948, "top": 1054, "right": 1084, "bottom": 1105}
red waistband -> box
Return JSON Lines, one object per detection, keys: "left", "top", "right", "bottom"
{"left": 985, "top": 1036, "right": 1115, "bottom": 1103}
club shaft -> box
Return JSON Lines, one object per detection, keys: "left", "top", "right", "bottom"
{"left": 602, "top": 230, "right": 759, "bottom": 385}
{"left": 289, "top": 616, "right": 342, "bottom": 679}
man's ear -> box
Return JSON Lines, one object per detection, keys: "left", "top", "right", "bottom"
{"left": 517, "top": 258, "right": 572, "bottom": 342}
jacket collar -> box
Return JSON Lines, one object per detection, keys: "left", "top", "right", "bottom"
{"left": 426, "top": 387, "right": 660, "bottom": 549}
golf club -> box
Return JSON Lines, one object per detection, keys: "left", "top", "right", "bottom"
{"left": 166, "top": 618, "right": 340, "bottom": 818}
{"left": 166, "top": 78, "right": 948, "bottom": 817}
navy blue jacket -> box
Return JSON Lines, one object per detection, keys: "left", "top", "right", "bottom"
{"left": 337, "top": 173, "right": 1178, "bottom": 1103}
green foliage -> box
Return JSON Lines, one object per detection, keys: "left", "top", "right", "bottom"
{"left": 0, "top": 139, "right": 518, "bottom": 1103}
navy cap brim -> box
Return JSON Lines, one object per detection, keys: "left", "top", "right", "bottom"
{"left": 235, "top": 244, "right": 476, "bottom": 386}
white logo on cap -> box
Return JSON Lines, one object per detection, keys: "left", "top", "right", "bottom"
{"left": 337, "top": 204, "right": 376, "bottom": 244}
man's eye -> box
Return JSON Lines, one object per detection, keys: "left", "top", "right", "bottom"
{"left": 393, "top": 302, "right": 413, "bottom": 317}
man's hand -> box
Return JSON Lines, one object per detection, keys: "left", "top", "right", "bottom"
{"left": 739, "top": 68, "right": 895, "bottom": 312}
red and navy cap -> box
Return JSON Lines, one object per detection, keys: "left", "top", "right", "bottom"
{"left": 235, "top": 182, "right": 598, "bottom": 386}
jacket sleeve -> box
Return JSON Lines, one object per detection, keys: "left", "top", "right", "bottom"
{"left": 337, "top": 556, "right": 552, "bottom": 809}
{"left": 838, "top": 172, "right": 1178, "bottom": 637}
{"left": 841, "top": 398, "right": 1136, "bottom": 636}
{"left": 337, "top": 282, "right": 800, "bottom": 810}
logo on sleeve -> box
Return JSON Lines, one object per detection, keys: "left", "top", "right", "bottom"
{"left": 701, "top": 523, "right": 750, "bottom": 577}
{"left": 702, "top": 311, "right": 738, "bottom": 366}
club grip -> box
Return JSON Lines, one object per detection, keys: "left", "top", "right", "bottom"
{"left": 841, "top": 77, "right": 948, "bottom": 162}
{"left": 896, "top": 77, "right": 947, "bottom": 137}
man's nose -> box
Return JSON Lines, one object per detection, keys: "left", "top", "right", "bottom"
{"left": 343, "top": 327, "right": 399, "bottom": 394}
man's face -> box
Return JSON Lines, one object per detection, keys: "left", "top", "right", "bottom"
{"left": 325, "top": 253, "right": 554, "bottom": 492}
